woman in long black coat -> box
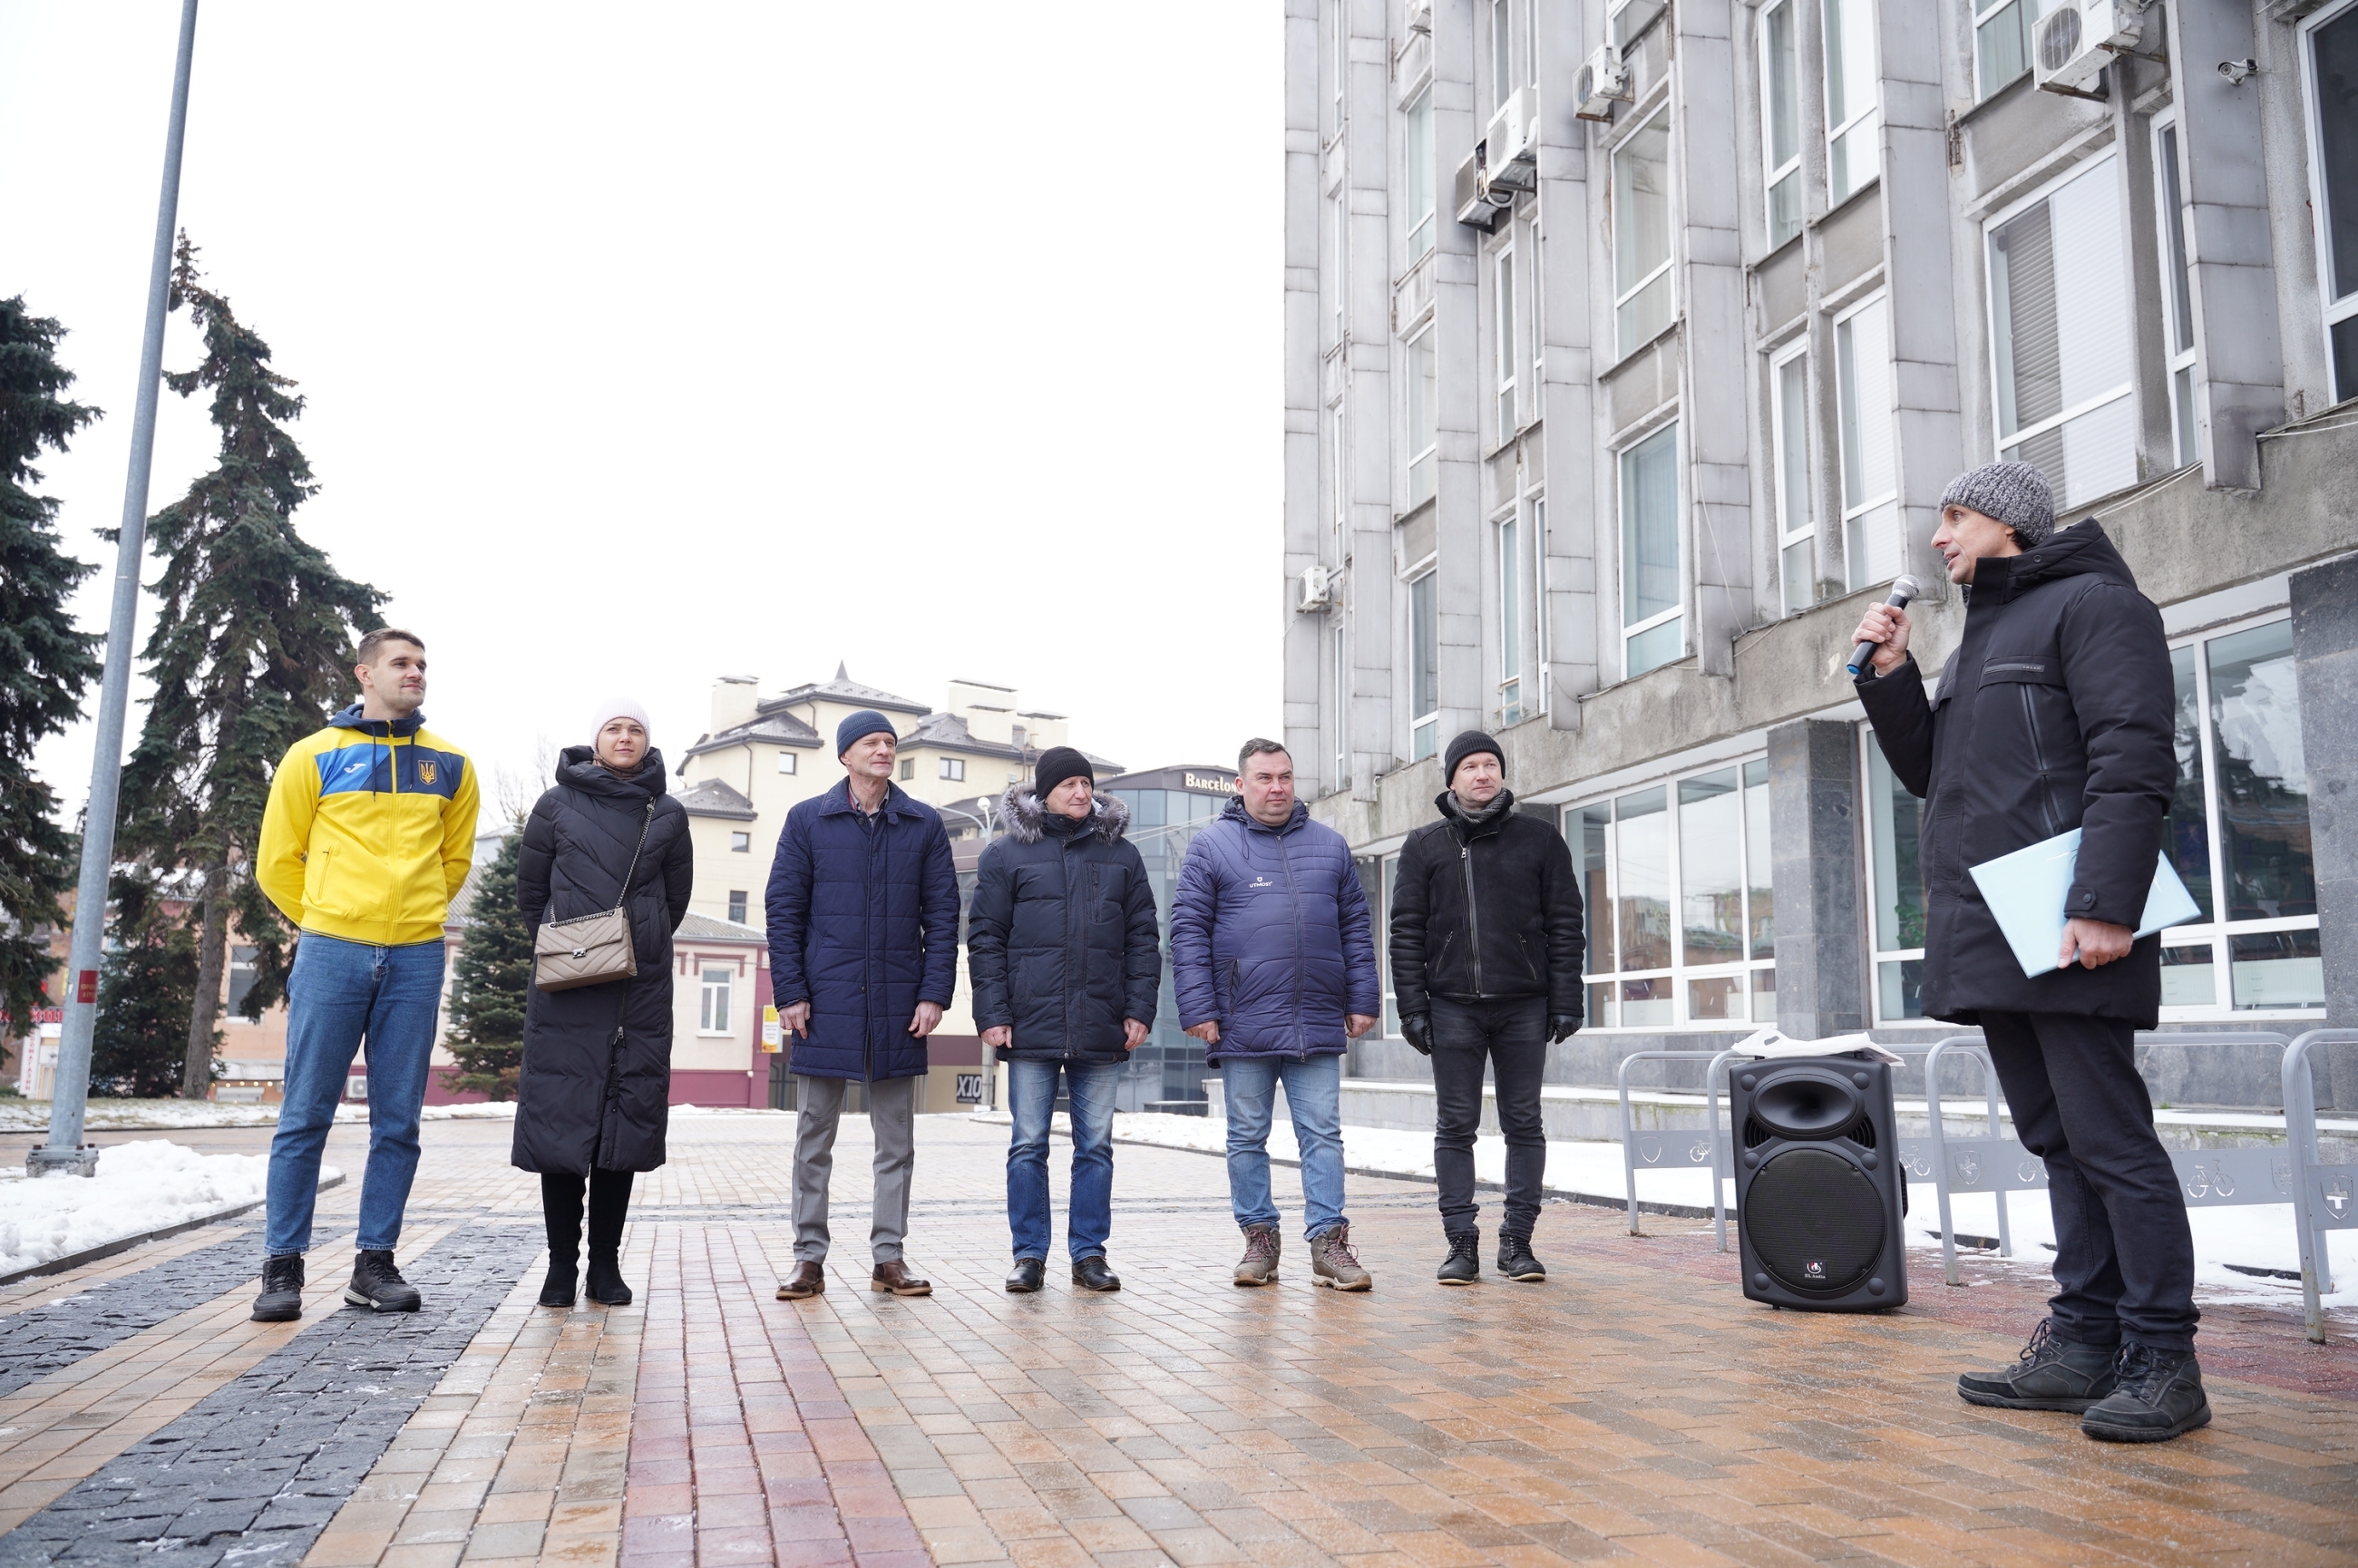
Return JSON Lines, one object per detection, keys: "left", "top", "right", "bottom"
{"left": 513, "top": 699, "right": 692, "bottom": 1308}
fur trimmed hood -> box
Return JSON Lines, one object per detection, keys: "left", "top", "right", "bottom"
{"left": 1000, "top": 784, "right": 1131, "bottom": 846}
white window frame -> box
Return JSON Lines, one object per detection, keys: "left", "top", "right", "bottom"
{"left": 776, "top": 750, "right": 797, "bottom": 774}
{"left": 1329, "top": 189, "right": 1349, "bottom": 353}
{"left": 1565, "top": 757, "right": 1777, "bottom": 1031}
{"left": 1609, "top": 0, "right": 1666, "bottom": 50}
{"left": 1530, "top": 492, "right": 1550, "bottom": 716}
{"left": 1408, "top": 557, "right": 1439, "bottom": 762}
{"left": 1618, "top": 418, "right": 1683, "bottom": 679}
{"left": 939, "top": 756, "right": 965, "bottom": 782}
{"left": 1611, "top": 107, "right": 1677, "bottom": 360}
{"left": 1834, "top": 290, "right": 1899, "bottom": 593}
{"left": 1494, "top": 239, "right": 1519, "bottom": 436}
{"left": 1496, "top": 505, "right": 1523, "bottom": 726}
{"left": 1405, "top": 88, "right": 1435, "bottom": 261}
{"left": 726, "top": 890, "right": 747, "bottom": 924}
{"left": 1769, "top": 336, "right": 1814, "bottom": 615}
{"left": 2299, "top": 0, "right": 2358, "bottom": 402}
{"left": 1971, "top": 0, "right": 2035, "bottom": 102}
{"left": 1489, "top": 0, "right": 1515, "bottom": 112}
{"left": 1327, "top": 0, "right": 1347, "bottom": 143}
{"left": 1823, "top": 0, "right": 1881, "bottom": 205}
{"left": 2152, "top": 111, "right": 2201, "bottom": 470}
{"left": 1405, "top": 322, "right": 1437, "bottom": 507}
{"left": 729, "top": 832, "right": 751, "bottom": 852}
{"left": 1331, "top": 619, "right": 1350, "bottom": 792}
{"left": 699, "top": 964, "right": 735, "bottom": 1035}
{"left": 1759, "top": 0, "right": 1802, "bottom": 250}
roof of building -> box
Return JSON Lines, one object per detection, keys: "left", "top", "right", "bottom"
{"left": 676, "top": 776, "right": 758, "bottom": 820}
{"left": 901, "top": 710, "right": 1121, "bottom": 773}
{"left": 765, "top": 662, "right": 929, "bottom": 718}
{"left": 676, "top": 911, "right": 765, "bottom": 943}
{"left": 682, "top": 707, "right": 823, "bottom": 763}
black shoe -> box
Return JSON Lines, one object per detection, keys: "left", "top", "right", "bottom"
{"left": 2080, "top": 1344, "right": 2211, "bottom": 1442}
{"left": 1006, "top": 1257, "right": 1045, "bottom": 1293}
{"left": 1496, "top": 1232, "right": 1545, "bottom": 1282}
{"left": 539, "top": 1264, "right": 578, "bottom": 1309}
{"left": 1957, "top": 1319, "right": 2120, "bottom": 1412}
{"left": 586, "top": 1251, "right": 632, "bottom": 1306}
{"left": 344, "top": 1250, "right": 423, "bottom": 1312}
{"left": 1072, "top": 1255, "right": 1121, "bottom": 1292}
{"left": 1437, "top": 1231, "right": 1480, "bottom": 1286}
{"left": 251, "top": 1254, "right": 305, "bottom": 1321}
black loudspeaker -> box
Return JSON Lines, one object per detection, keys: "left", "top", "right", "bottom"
{"left": 1731, "top": 1056, "right": 1908, "bottom": 1311}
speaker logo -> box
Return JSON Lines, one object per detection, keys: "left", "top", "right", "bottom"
{"left": 1803, "top": 1260, "right": 1827, "bottom": 1280}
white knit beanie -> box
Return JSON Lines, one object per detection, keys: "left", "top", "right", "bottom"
{"left": 589, "top": 696, "right": 651, "bottom": 742}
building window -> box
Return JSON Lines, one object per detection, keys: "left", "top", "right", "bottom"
{"left": 730, "top": 832, "right": 750, "bottom": 852}
{"left": 1610, "top": 0, "right": 1666, "bottom": 50}
{"left": 1328, "top": 0, "right": 1346, "bottom": 139}
{"left": 1835, "top": 293, "right": 1899, "bottom": 591}
{"left": 1612, "top": 110, "right": 1675, "bottom": 358}
{"left": 1823, "top": 0, "right": 1879, "bottom": 204}
{"left": 1987, "top": 151, "right": 2136, "bottom": 509}
{"left": 1331, "top": 621, "right": 1350, "bottom": 793}
{"left": 1531, "top": 495, "right": 1549, "bottom": 715}
{"left": 939, "top": 757, "right": 965, "bottom": 781}
{"left": 1406, "top": 89, "right": 1434, "bottom": 260}
{"left": 1379, "top": 852, "right": 1402, "bottom": 1034}
{"left": 2301, "top": 1, "right": 2358, "bottom": 402}
{"left": 1406, "top": 325, "right": 1437, "bottom": 506}
{"left": 1490, "top": 0, "right": 1515, "bottom": 109}
{"left": 1330, "top": 190, "right": 1348, "bottom": 350}
{"left": 1770, "top": 340, "right": 1815, "bottom": 614}
{"left": 1862, "top": 614, "right": 2321, "bottom": 1024}
{"left": 900, "top": 758, "right": 916, "bottom": 781}
{"left": 227, "top": 945, "right": 258, "bottom": 1016}
{"left": 1760, "top": 0, "right": 1802, "bottom": 249}
{"left": 1973, "top": 0, "right": 2032, "bottom": 100}
{"left": 1570, "top": 759, "right": 1775, "bottom": 1028}
{"left": 726, "top": 891, "right": 747, "bottom": 924}
{"left": 1496, "top": 510, "right": 1522, "bottom": 726}
{"left": 1409, "top": 566, "right": 1438, "bottom": 761}
{"left": 777, "top": 750, "right": 796, "bottom": 774}
{"left": 2154, "top": 117, "right": 2200, "bottom": 469}
{"left": 700, "top": 965, "right": 734, "bottom": 1034}
{"left": 1494, "top": 242, "right": 1519, "bottom": 434}
{"left": 1619, "top": 422, "right": 1681, "bottom": 677}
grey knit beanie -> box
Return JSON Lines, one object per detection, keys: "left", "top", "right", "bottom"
{"left": 1940, "top": 462, "right": 2055, "bottom": 546}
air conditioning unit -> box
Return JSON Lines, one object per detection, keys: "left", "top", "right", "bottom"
{"left": 2033, "top": 0, "right": 2143, "bottom": 95}
{"left": 1405, "top": 0, "right": 1432, "bottom": 35}
{"left": 1298, "top": 565, "right": 1340, "bottom": 614}
{"left": 1480, "top": 87, "right": 1540, "bottom": 197}
{"left": 1455, "top": 147, "right": 1511, "bottom": 231}
{"left": 1574, "top": 45, "right": 1631, "bottom": 122}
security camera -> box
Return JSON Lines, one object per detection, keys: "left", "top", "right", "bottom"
{"left": 2218, "top": 58, "right": 2257, "bottom": 85}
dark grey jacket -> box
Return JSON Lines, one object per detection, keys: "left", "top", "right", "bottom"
{"left": 1388, "top": 791, "right": 1584, "bottom": 1020}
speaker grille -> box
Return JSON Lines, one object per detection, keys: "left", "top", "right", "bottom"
{"left": 1845, "top": 1114, "right": 1876, "bottom": 1150}
{"left": 1747, "top": 1148, "right": 1885, "bottom": 1295}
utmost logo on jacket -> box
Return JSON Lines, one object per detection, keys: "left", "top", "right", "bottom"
{"left": 416, "top": 760, "right": 438, "bottom": 784}
{"left": 1247, "top": 875, "right": 1275, "bottom": 890}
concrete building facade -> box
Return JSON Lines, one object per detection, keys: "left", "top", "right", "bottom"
{"left": 1283, "top": 0, "right": 2358, "bottom": 1108}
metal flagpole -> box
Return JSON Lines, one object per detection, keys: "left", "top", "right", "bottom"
{"left": 30, "top": 0, "right": 202, "bottom": 1177}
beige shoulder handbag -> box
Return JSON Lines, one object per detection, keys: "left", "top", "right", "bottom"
{"left": 533, "top": 799, "right": 657, "bottom": 992}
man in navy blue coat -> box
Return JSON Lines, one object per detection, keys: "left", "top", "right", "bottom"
{"left": 765, "top": 709, "right": 960, "bottom": 1300}
{"left": 1172, "top": 740, "right": 1381, "bottom": 1290}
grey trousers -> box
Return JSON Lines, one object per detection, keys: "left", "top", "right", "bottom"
{"left": 792, "top": 1074, "right": 917, "bottom": 1263}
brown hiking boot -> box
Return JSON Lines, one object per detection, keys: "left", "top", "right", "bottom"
{"left": 775, "top": 1261, "right": 826, "bottom": 1300}
{"left": 1233, "top": 1224, "right": 1281, "bottom": 1286}
{"left": 871, "top": 1260, "right": 932, "bottom": 1296}
{"left": 1310, "top": 1222, "right": 1372, "bottom": 1290}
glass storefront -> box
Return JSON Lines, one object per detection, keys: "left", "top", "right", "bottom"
{"left": 1102, "top": 766, "right": 1242, "bottom": 1111}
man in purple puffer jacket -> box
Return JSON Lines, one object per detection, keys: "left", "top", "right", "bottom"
{"left": 1172, "top": 740, "right": 1381, "bottom": 1290}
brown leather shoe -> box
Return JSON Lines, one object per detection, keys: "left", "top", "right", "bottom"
{"left": 775, "top": 1261, "right": 825, "bottom": 1300}
{"left": 870, "top": 1260, "right": 932, "bottom": 1296}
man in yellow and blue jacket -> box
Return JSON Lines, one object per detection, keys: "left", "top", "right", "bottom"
{"left": 249, "top": 628, "right": 478, "bottom": 1321}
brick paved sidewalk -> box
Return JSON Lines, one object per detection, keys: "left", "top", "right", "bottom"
{"left": 1, "top": 1114, "right": 2353, "bottom": 1568}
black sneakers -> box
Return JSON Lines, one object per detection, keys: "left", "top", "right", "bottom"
{"left": 2081, "top": 1345, "right": 2211, "bottom": 1443}
{"left": 251, "top": 1254, "right": 305, "bottom": 1321}
{"left": 1006, "top": 1257, "right": 1045, "bottom": 1293}
{"left": 1496, "top": 1232, "right": 1545, "bottom": 1282}
{"left": 345, "top": 1250, "right": 423, "bottom": 1312}
{"left": 1437, "top": 1231, "right": 1480, "bottom": 1286}
{"left": 1958, "top": 1320, "right": 2119, "bottom": 1412}
{"left": 1071, "top": 1255, "right": 1122, "bottom": 1292}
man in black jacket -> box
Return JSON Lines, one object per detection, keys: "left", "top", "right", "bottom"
{"left": 966, "top": 747, "right": 1161, "bottom": 1295}
{"left": 1853, "top": 462, "right": 2205, "bottom": 1444}
{"left": 1388, "top": 731, "right": 1583, "bottom": 1286}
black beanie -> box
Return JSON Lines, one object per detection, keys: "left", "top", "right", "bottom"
{"left": 1444, "top": 730, "right": 1504, "bottom": 786}
{"left": 1034, "top": 745, "right": 1094, "bottom": 798}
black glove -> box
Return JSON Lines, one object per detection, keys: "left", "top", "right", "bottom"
{"left": 1401, "top": 1012, "right": 1433, "bottom": 1056}
{"left": 1547, "top": 1014, "right": 1581, "bottom": 1045}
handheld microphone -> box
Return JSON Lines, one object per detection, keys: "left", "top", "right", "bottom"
{"left": 1846, "top": 575, "right": 1923, "bottom": 677}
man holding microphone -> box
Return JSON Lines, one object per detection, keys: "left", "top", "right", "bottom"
{"left": 1852, "top": 463, "right": 2204, "bottom": 1443}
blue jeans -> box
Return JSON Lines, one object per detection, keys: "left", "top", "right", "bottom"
{"left": 267, "top": 934, "right": 445, "bottom": 1257}
{"left": 1007, "top": 1058, "right": 1122, "bottom": 1261}
{"left": 1221, "top": 1053, "right": 1346, "bottom": 1240}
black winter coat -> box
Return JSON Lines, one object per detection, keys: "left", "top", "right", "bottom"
{"left": 966, "top": 787, "right": 1161, "bottom": 1065}
{"left": 1856, "top": 521, "right": 2174, "bottom": 1027}
{"left": 512, "top": 747, "right": 694, "bottom": 1174}
{"left": 1388, "top": 790, "right": 1585, "bottom": 1019}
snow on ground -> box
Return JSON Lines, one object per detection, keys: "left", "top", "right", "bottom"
{"left": 0, "top": 1098, "right": 805, "bottom": 1134}
{"left": 0, "top": 1141, "right": 342, "bottom": 1277}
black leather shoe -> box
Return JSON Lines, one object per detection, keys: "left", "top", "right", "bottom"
{"left": 1072, "top": 1255, "right": 1121, "bottom": 1292}
{"left": 2081, "top": 1345, "right": 2211, "bottom": 1442}
{"left": 538, "top": 1265, "right": 578, "bottom": 1308}
{"left": 1437, "top": 1231, "right": 1479, "bottom": 1286}
{"left": 251, "top": 1254, "right": 305, "bottom": 1321}
{"left": 1496, "top": 1232, "right": 1545, "bottom": 1282}
{"left": 1957, "top": 1320, "right": 2119, "bottom": 1412}
{"left": 586, "top": 1251, "right": 633, "bottom": 1306}
{"left": 345, "top": 1250, "right": 423, "bottom": 1312}
{"left": 1006, "top": 1257, "right": 1045, "bottom": 1293}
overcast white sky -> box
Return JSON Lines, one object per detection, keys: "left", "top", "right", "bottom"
{"left": 3, "top": 3, "right": 1283, "bottom": 816}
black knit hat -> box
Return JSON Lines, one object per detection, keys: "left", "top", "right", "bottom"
{"left": 1444, "top": 730, "right": 1503, "bottom": 785}
{"left": 1034, "top": 745, "right": 1094, "bottom": 798}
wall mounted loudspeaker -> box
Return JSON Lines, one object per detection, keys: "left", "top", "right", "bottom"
{"left": 1731, "top": 1056, "right": 1908, "bottom": 1311}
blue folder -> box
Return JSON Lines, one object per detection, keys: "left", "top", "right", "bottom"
{"left": 1967, "top": 828, "right": 2203, "bottom": 979}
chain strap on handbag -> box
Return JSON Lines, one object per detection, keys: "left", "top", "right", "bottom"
{"left": 533, "top": 798, "right": 658, "bottom": 993}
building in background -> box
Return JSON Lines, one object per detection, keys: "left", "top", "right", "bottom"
{"left": 1098, "top": 765, "right": 1242, "bottom": 1112}
{"left": 1286, "top": 0, "right": 2358, "bottom": 1110}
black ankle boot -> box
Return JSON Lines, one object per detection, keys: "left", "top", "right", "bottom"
{"left": 1496, "top": 1232, "right": 1545, "bottom": 1282}
{"left": 1437, "top": 1231, "right": 1480, "bottom": 1285}
{"left": 539, "top": 1261, "right": 579, "bottom": 1308}
{"left": 586, "top": 1251, "right": 632, "bottom": 1306}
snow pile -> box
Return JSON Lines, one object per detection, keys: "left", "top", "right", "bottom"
{"left": 0, "top": 1099, "right": 287, "bottom": 1132}
{"left": 0, "top": 1140, "right": 338, "bottom": 1276}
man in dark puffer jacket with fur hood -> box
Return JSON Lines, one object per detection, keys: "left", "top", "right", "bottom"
{"left": 967, "top": 747, "right": 1161, "bottom": 1294}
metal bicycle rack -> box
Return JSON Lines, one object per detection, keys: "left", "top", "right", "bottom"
{"left": 2286, "top": 1028, "right": 2358, "bottom": 1344}
{"left": 1614, "top": 1049, "right": 1739, "bottom": 1247}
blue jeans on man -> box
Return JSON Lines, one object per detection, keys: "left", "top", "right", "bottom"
{"left": 1221, "top": 1053, "right": 1346, "bottom": 1239}
{"left": 266, "top": 933, "right": 445, "bottom": 1257}
{"left": 1007, "top": 1058, "right": 1123, "bottom": 1261}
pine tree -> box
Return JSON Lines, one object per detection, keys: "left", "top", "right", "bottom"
{"left": 0, "top": 297, "right": 102, "bottom": 1045}
{"left": 443, "top": 829, "right": 531, "bottom": 1100}
{"left": 89, "top": 869, "right": 211, "bottom": 1099}
{"left": 117, "top": 236, "right": 385, "bottom": 1097}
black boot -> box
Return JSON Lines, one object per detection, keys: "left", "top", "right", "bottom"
{"left": 583, "top": 1168, "right": 635, "bottom": 1307}
{"left": 251, "top": 1254, "right": 305, "bottom": 1321}
{"left": 540, "top": 1172, "right": 584, "bottom": 1308}
{"left": 586, "top": 1251, "right": 633, "bottom": 1306}
{"left": 1496, "top": 1231, "right": 1545, "bottom": 1282}
{"left": 345, "top": 1250, "right": 423, "bottom": 1311}
{"left": 2080, "top": 1344, "right": 2210, "bottom": 1442}
{"left": 1957, "top": 1319, "right": 2119, "bottom": 1412}
{"left": 1437, "top": 1230, "right": 1480, "bottom": 1286}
